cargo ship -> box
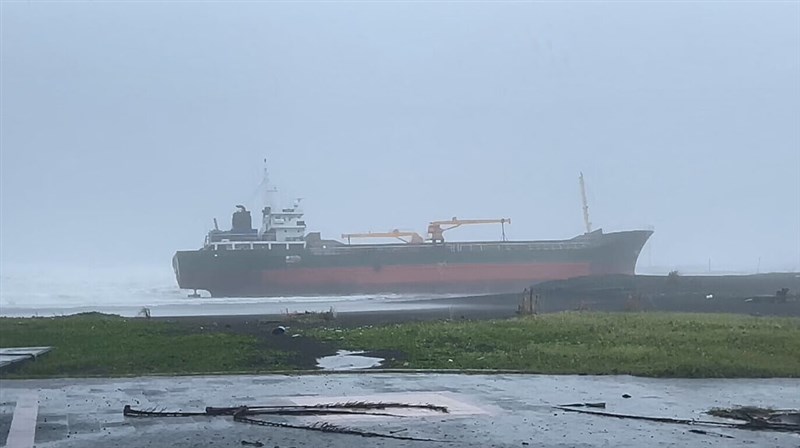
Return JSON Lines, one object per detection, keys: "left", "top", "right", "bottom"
{"left": 172, "top": 168, "right": 652, "bottom": 297}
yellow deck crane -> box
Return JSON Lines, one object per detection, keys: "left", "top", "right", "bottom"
{"left": 427, "top": 217, "right": 511, "bottom": 243}
{"left": 341, "top": 230, "right": 425, "bottom": 245}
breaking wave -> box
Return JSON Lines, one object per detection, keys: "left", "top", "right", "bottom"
{"left": 0, "top": 264, "right": 457, "bottom": 317}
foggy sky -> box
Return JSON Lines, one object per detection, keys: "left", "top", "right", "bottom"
{"left": 1, "top": 1, "right": 799, "bottom": 273}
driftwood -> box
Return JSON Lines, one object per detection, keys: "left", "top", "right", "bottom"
{"left": 557, "top": 406, "right": 800, "bottom": 434}
{"left": 123, "top": 401, "right": 450, "bottom": 442}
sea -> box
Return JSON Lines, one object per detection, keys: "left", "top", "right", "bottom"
{"left": 3, "top": 263, "right": 768, "bottom": 319}
{"left": 0, "top": 264, "right": 450, "bottom": 318}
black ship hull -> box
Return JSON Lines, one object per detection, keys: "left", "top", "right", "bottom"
{"left": 172, "top": 229, "right": 653, "bottom": 297}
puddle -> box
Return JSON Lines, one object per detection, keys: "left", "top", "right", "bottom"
{"left": 316, "top": 350, "right": 384, "bottom": 371}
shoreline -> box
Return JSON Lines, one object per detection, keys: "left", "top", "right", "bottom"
{"left": 2, "top": 272, "right": 798, "bottom": 320}
{"left": 2, "top": 273, "right": 799, "bottom": 379}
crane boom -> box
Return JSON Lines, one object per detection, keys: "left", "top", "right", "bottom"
{"left": 341, "top": 230, "right": 424, "bottom": 244}
{"left": 429, "top": 218, "right": 511, "bottom": 226}
{"left": 427, "top": 217, "right": 511, "bottom": 243}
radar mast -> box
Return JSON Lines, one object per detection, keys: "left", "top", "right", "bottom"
{"left": 579, "top": 172, "right": 592, "bottom": 234}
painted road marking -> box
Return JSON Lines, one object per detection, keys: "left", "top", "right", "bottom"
{"left": 5, "top": 392, "right": 38, "bottom": 448}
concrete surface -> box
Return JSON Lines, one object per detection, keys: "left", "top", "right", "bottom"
{"left": 1, "top": 374, "right": 798, "bottom": 447}
{"left": 5, "top": 392, "right": 37, "bottom": 448}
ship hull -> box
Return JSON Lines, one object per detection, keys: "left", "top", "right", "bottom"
{"left": 172, "top": 229, "right": 653, "bottom": 297}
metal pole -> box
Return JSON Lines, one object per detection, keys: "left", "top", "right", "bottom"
{"left": 579, "top": 172, "right": 592, "bottom": 234}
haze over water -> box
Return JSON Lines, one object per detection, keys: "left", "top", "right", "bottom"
{"left": 0, "top": 263, "right": 464, "bottom": 317}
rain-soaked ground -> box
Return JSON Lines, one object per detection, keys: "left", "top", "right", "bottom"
{"left": 1, "top": 374, "right": 797, "bottom": 447}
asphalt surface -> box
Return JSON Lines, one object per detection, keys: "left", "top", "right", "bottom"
{"left": 1, "top": 374, "right": 798, "bottom": 447}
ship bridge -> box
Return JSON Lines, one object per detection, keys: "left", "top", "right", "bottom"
{"left": 204, "top": 195, "right": 308, "bottom": 252}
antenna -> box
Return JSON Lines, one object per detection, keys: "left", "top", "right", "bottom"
{"left": 261, "top": 158, "right": 278, "bottom": 209}
{"left": 258, "top": 158, "right": 279, "bottom": 237}
{"left": 579, "top": 172, "right": 592, "bottom": 234}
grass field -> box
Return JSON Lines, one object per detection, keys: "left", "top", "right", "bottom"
{"left": 2, "top": 312, "right": 799, "bottom": 378}
{"left": 0, "top": 313, "right": 290, "bottom": 377}
{"left": 308, "top": 312, "right": 800, "bottom": 377}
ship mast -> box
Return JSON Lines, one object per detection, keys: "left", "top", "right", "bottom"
{"left": 579, "top": 172, "right": 592, "bottom": 234}
{"left": 261, "top": 158, "right": 278, "bottom": 209}
{"left": 259, "top": 158, "right": 279, "bottom": 236}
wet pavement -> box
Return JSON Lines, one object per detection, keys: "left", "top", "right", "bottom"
{"left": 1, "top": 374, "right": 798, "bottom": 447}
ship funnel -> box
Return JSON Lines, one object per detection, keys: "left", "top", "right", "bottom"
{"left": 232, "top": 205, "right": 253, "bottom": 232}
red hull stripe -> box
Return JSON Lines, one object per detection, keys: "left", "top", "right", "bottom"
{"left": 261, "top": 263, "right": 591, "bottom": 286}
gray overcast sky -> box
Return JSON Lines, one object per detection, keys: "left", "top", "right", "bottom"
{"left": 1, "top": 1, "right": 799, "bottom": 273}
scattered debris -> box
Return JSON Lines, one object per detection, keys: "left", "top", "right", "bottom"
{"left": 708, "top": 406, "right": 800, "bottom": 428}
{"left": 561, "top": 402, "right": 606, "bottom": 409}
{"left": 123, "top": 405, "right": 205, "bottom": 417}
{"left": 667, "top": 270, "right": 681, "bottom": 285}
{"left": 0, "top": 347, "right": 53, "bottom": 370}
{"left": 688, "top": 429, "right": 734, "bottom": 438}
{"left": 745, "top": 288, "right": 796, "bottom": 304}
{"left": 624, "top": 293, "right": 643, "bottom": 311}
{"left": 124, "top": 401, "right": 449, "bottom": 442}
{"left": 240, "top": 440, "right": 264, "bottom": 447}
{"left": 622, "top": 394, "right": 631, "bottom": 399}
{"left": 518, "top": 288, "right": 540, "bottom": 315}
{"left": 234, "top": 414, "right": 444, "bottom": 442}
{"left": 282, "top": 307, "right": 337, "bottom": 323}
{"left": 271, "top": 326, "right": 287, "bottom": 336}
{"left": 207, "top": 401, "right": 449, "bottom": 415}
{"left": 556, "top": 406, "right": 799, "bottom": 434}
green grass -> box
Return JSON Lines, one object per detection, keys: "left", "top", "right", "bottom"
{"left": 4, "top": 312, "right": 798, "bottom": 378}
{"left": 0, "top": 313, "right": 290, "bottom": 377}
{"left": 307, "top": 312, "right": 800, "bottom": 377}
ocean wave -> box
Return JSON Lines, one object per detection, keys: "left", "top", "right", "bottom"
{"left": 0, "top": 264, "right": 459, "bottom": 316}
